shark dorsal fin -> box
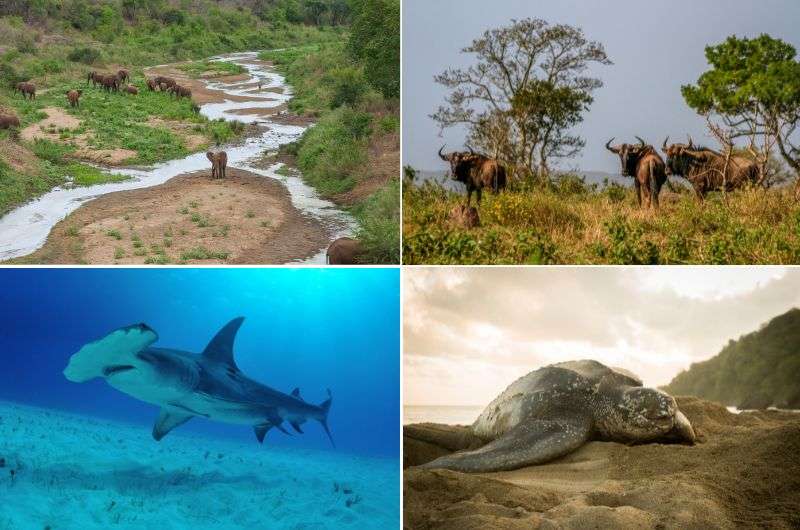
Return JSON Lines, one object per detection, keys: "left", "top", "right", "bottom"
{"left": 291, "top": 387, "right": 302, "bottom": 399}
{"left": 202, "top": 317, "right": 245, "bottom": 368}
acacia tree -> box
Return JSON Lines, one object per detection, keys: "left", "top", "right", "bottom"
{"left": 432, "top": 18, "right": 611, "bottom": 180}
{"left": 682, "top": 34, "right": 800, "bottom": 185}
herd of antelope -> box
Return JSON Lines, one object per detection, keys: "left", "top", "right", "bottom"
{"left": 439, "top": 134, "right": 763, "bottom": 212}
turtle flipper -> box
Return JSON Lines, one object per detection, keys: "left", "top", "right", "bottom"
{"left": 419, "top": 416, "right": 592, "bottom": 473}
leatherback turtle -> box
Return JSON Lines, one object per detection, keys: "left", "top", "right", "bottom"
{"left": 421, "top": 360, "right": 695, "bottom": 472}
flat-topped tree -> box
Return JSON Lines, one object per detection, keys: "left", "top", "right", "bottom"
{"left": 682, "top": 34, "right": 800, "bottom": 187}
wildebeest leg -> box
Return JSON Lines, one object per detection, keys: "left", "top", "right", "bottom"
{"left": 465, "top": 188, "right": 472, "bottom": 208}
{"left": 634, "top": 180, "right": 642, "bottom": 207}
{"left": 476, "top": 188, "right": 483, "bottom": 206}
{"left": 650, "top": 173, "right": 659, "bottom": 209}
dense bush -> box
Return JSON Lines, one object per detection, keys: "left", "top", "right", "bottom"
{"left": 67, "top": 46, "right": 101, "bottom": 64}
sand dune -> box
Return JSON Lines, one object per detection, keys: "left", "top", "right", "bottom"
{"left": 404, "top": 397, "right": 800, "bottom": 529}
{"left": 0, "top": 400, "right": 399, "bottom": 529}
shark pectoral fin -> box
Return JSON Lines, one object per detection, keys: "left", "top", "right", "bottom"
{"left": 152, "top": 409, "right": 193, "bottom": 441}
{"left": 64, "top": 323, "right": 158, "bottom": 383}
{"left": 289, "top": 421, "right": 304, "bottom": 434}
{"left": 202, "top": 317, "right": 244, "bottom": 369}
{"left": 274, "top": 422, "right": 292, "bottom": 436}
{"left": 421, "top": 416, "right": 592, "bottom": 473}
{"left": 254, "top": 424, "right": 272, "bottom": 444}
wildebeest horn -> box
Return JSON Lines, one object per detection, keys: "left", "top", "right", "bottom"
{"left": 663, "top": 136, "right": 669, "bottom": 151}
{"left": 605, "top": 138, "right": 618, "bottom": 153}
{"left": 687, "top": 135, "right": 694, "bottom": 148}
{"left": 438, "top": 145, "right": 447, "bottom": 161}
{"left": 467, "top": 145, "right": 475, "bottom": 155}
{"left": 635, "top": 136, "right": 646, "bottom": 147}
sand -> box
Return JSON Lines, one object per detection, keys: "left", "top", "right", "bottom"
{"left": 403, "top": 397, "right": 800, "bottom": 529}
{"left": 0, "top": 400, "right": 399, "bottom": 530}
{"left": 14, "top": 168, "right": 328, "bottom": 264}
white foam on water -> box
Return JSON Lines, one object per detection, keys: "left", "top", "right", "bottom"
{"left": 0, "top": 51, "right": 354, "bottom": 263}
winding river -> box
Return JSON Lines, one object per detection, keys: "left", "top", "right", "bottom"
{"left": 0, "top": 51, "right": 355, "bottom": 263}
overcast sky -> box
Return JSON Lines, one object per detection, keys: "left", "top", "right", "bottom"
{"left": 402, "top": 0, "right": 800, "bottom": 173}
{"left": 404, "top": 267, "right": 800, "bottom": 406}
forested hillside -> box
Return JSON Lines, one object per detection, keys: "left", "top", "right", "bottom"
{"left": 664, "top": 308, "right": 800, "bottom": 409}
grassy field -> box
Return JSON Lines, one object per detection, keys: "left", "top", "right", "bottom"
{"left": 0, "top": 2, "right": 342, "bottom": 215}
{"left": 403, "top": 177, "right": 800, "bottom": 264}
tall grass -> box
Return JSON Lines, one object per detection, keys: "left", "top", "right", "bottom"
{"left": 403, "top": 179, "right": 800, "bottom": 264}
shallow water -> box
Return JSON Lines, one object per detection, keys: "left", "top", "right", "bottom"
{"left": 0, "top": 51, "right": 354, "bottom": 263}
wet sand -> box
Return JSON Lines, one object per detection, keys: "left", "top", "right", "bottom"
{"left": 11, "top": 168, "right": 328, "bottom": 264}
{"left": 404, "top": 397, "right": 800, "bottom": 529}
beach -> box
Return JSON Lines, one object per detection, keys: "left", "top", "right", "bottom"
{"left": 403, "top": 397, "right": 800, "bottom": 529}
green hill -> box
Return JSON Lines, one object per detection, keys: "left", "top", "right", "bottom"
{"left": 663, "top": 308, "right": 800, "bottom": 409}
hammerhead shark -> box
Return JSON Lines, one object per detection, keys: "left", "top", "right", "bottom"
{"left": 63, "top": 317, "right": 334, "bottom": 445}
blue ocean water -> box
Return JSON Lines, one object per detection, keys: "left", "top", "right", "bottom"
{"left": 0, "top": 268, "right": 400, "bottom": 529}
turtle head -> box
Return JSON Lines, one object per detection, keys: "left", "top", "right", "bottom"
{"left": 612, "top": 387, "right": 696, "bottom": 444}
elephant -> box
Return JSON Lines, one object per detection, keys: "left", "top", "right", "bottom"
{"left": 206, "top": 151, "right": 228, "bottom": 179}
{"left": 66, "top": 89, "right": 82, "bottom": 107}
{"left": 15, "top": 82, "right": 36, "bottom": 100}
{"left": 326, "top": 237, "right": 364, "bottom": 265}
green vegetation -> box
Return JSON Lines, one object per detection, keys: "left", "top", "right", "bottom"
{"left": 0, "top": 0, "right": 346, "bottom": 214}
{"left": 403, "top": 178, "right": 800, "bottom": 265}
{"left": 664, "top": 308, "right": 800, "bottom": 409}
{"left": 180, "top": 246, "right": 229, "bottom": 261}
{"left": 178, "top": 59, "right": 245, "bottom": 79}
{"left": 261, "top": 0, "right": 400, "bottom": 263}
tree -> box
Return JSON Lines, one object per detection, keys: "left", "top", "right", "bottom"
{"left": 432, "top": 18, "right": 610, "bottom": 180}
{"left": 348, "top": 0, "right": 400, "bottom": 99}
{"left": 682, "top": 34, "right": 800, "bottom": 185}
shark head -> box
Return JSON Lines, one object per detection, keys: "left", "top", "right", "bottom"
{"left": 64, "top": 323, "right": 199, "bottom": 405}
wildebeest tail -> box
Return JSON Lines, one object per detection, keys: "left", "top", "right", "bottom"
{"left": 318, "top": 388, "right": 335, "bottom": 448}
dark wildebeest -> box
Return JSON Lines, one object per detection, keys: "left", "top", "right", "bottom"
{"left": 169, "top": 85, "right": 192, "bottom": 99}
{"left": 146, "top": 78, "right": 158, "bottom": 91}
{"left": 66, "top": 89, "right": 82, "bottom": 107}
{"left": 0, "top": 114, "right": 20, "bottom": 129}
{"left": 326, "top": 237, "right": 364, "bottom": 264}
{"left": 15, "top": 82, "right": 36, "bottom": 100}
{"left": 87, "top": 71, "right": 103, "bottom": 87}
{"left": 605, "top": 136, "right": 668, "bottom": 209}
{"left": 662, "top": 136, "right": 760, "bottom": 200}
{"left": 438, "top": 145, "right": 507, "bottom": 207}
{"left": 124, "top": 85, "right": 138, "bottom": 95}
{"left": 117, "top": 69, "right": 130, "bottom": 84}
{"left": 206, "top": 151, "right": 227, "bottom": 179}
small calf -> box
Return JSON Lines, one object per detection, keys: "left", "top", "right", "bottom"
{"left": 206, "top": 151, "right": 227, "bottom": 179}
{"left": 66, "top": 89, "right": 82, "bottom": 107}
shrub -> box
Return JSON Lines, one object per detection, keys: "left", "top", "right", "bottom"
{"left": 67, "top": 46, "right": 101, "bottom": 64}
{"left": 327, "top": 66, "right": 368, "bottom": 108}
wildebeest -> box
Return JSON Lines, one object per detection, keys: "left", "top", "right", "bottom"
{"left": 605, "top": 136, "right": 667, "bottom": 209}
{"left": 662, "top": 136, "right": 760, "bottom": 200}
{"left": 169, "top": 85, "right": 191, "bottom": 99}
{"left": 66, "top": 89, "right": 82, "bottom": 107}
{"left": 146, "top": 78, "right": 158, "bottom": 91}
{"left": 206, "top": 151, "right": 227, "bottom": 179}
{"left": 15, "top": 82, "right": 36, "bottom": 100}
{"left": 117, "top": 69, "right": 130, "bottom": 84}
{"left": 438, "top": 145, "right": 507, "bottom": 207}
{"left": 0, "top": 113, "right": 20, "bottom": 129}
{"left": 124, "top": 85, "right": 138, "bottom": 95}
{"left": 326, "top": 237, "right": 364, "bottom": 264}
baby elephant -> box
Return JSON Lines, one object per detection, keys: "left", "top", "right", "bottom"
{"left": 15, "top": 82, "right": 35, "bottom": 100}
{"left": 66, "top": 89, "right": 82, "bottom": 107}
{"left": 206, "top": 151, "right": 227, "bottom": 179}
{"left": 326, "top": 237, "right": 364, "bottom": 265}
{"left": 124, "top": 85, "right": 138, "bottom": 95}
{"left": 0, "top": 114, "right": 20, "bottom": 129}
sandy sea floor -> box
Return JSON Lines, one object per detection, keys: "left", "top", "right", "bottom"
{"left": 403, "top": 397, "right": 800, "bottom": 529}
{"left": 0, "top": 400, "right": 399, "bottom": 530}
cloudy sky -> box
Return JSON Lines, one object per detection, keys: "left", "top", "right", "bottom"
{"left": 404, "top": 267, "right": 800, "bottom": 406}
{"left": 402, "top": 0, "right": 800, "bottom": 173}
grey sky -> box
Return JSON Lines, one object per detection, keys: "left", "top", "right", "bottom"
{"left": 402, "top": 0, "right": 800, "bottom": 173}
{"left": 404, "top": 267, "right": 800, "bottom": 406}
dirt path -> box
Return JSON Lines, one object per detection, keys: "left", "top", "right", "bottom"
{"left": 11, "top": 168, "right": 327, "bottom": 264}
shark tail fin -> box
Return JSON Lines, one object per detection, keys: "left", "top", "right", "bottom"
{"left": 318, "top": 388, "right": 335, "bottom": 448}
